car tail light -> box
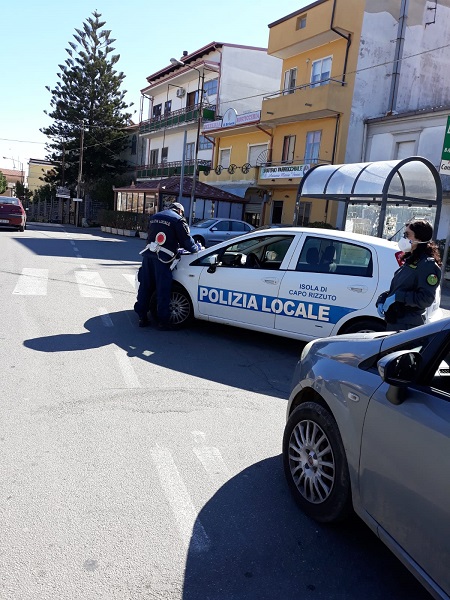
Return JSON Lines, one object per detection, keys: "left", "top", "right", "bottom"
{"left": 394, "top": 251, "right": 405, "bottom": 266}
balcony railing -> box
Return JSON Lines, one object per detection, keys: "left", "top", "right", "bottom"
{"left": 263, "top": 78, "right": 346, "bottom": 100}
{"left": 136, "top": 159, "right": 212, "bottom": 179}
{"left": 140, "top": 104, "right": 216, "bottom": 135}
{"left": 261, "top": 78, "right": 347, "bottom": 122}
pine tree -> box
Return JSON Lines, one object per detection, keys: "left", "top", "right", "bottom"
{"left": 0, "top": 172, "right": 7, "bottom": 195}
{"left": 41, "top": 11, "right": 133, "bottom": 196}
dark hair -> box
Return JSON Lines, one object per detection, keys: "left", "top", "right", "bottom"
{"left": 406, "top": 220, "right": 441, "bottom": 266}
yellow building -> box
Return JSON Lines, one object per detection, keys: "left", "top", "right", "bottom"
{"left": 258, "top": 0, "right": 364, "bottom": 226}
{"left": 201, "top": 0, "right": 365, "bottom": 227}
{"left": 200, "top": 109, "right": 271, "bottom": 226}
{"left": 27, "top": 158, "right": 57, "bottom": 196}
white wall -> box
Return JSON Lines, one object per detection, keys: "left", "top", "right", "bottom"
{"left": 365, "top": 109, "right": 450, "bottom": 240}
{"left": 219, "top": 45, "right": 282, "bottom": 116}
{"left": 347, "top": 0, "right": 450, "bottom": 163}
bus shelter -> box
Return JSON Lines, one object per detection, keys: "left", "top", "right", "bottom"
{"left": 296, "top": 157, "right": 442, "bottom": 241}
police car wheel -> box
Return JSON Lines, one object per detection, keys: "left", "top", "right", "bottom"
{"left": 150, "top": 285, "right": 193, "bottom": 329}
{"left": 339, "top": 318, "right": 386, "bottom": 335}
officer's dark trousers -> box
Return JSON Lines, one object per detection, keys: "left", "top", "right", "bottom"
{"left": 134, "top": 251, "right": 173, "bottom": 325}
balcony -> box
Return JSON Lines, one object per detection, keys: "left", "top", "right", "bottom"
{"left": 136, "top": 159, "right": 212, "bottom": 179}
{"left": 140, "top": 104, "right": 216, "bottom": 135}
{"left": 261, "top": 79, "right": 348, "bottom": 125}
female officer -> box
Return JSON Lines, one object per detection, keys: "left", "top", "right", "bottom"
{"left": 376, "top": 220, "right": 442, "bottom": 331}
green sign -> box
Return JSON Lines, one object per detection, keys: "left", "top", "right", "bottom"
{"left": 439, "top": 115, "right": 450, "bottom": 174}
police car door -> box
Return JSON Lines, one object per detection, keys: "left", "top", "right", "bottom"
{"left": 197, "top": 234, "right": 297, "bottom": 330}
{"left": 275, "top": 235, "right": 378, "bottom": 338}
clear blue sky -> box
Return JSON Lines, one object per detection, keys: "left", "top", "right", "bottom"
{"left": 0, "top": 0, "right": 308, "bottom": 173}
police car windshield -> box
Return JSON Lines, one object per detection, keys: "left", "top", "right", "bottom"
{"left": 192, "top": 219, "right": 217, "bottom": 228}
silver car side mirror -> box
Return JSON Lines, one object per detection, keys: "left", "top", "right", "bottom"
{"left": 377, "top": 350, "right": 421, "bottom": 405}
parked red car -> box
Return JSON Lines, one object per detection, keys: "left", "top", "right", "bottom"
{"left": 0, "top": 197, "right": 27, "bottom": 231}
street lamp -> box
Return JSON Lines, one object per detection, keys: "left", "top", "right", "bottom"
{"left": 170, "top": 58, "right": 204, "bottom": 226}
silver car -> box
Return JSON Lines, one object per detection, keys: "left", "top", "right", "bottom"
{"left": 189, "top": 218, "right": 254, "bottom": 247}
{"left": 283, "top": 317, "right": 450, "bottom": 600}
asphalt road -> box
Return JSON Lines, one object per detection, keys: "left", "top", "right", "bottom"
{"left": 0, "top": 223, "right": 438, "bottom": 600}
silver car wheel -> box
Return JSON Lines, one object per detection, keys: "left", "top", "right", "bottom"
{"left": 289, "top": 419, "right": 335, "bottom": 504}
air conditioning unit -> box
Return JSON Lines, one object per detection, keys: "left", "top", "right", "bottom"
{"left": 176, "top": 87, "right": 186, "bottom": 98}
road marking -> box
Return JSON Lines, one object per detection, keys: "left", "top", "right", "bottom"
{"left": 75, "top": 271, "right": 112, "bottom": 298}
{"left": 122, "top": 273, "right": 136, "bottom": 288}
{"left": 98, "top": 307, "right": 114, "bottom": 327}
{"left": 150, "top": 446, "right": 210, "bottom": 553}
{"left": 192, "top": 431, "right": 231, "bottom": 486}
{"left": 13, "top": 268, "right": 48, "bottom": 295}
{"left": 113, "top": 348, "right": 140, "bottom": 388}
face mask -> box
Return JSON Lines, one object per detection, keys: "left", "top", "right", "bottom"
{"left": 398, "top": 237, "right": 412, "bottom": 252}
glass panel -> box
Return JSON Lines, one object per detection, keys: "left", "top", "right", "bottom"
{"left": 296, "top": 236, "right": 373, "bottom": 277}
{"left": 352, "top": 161, "right": 397, "bottom": 195}
{"left": 345, "top": 203, "right": 381, "bottom": 236}
{"left": 384, "top": 204, "right": 437, "bottom": 240}
{"left": 302, "top": 164, "right": 340, "bottom": 195}
{"left": 397, "top": 161, "right": 438, "bottom": 201}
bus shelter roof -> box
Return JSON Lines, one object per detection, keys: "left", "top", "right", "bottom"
{"left": 299, "top": 157, "right": 442, "bottom": 205}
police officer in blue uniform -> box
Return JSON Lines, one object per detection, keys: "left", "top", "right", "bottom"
{"left": 376, "top": 220, "right": 442, "bottom": 331}
{"left": 134, "top": 202, "right": 201, "bottom": 330}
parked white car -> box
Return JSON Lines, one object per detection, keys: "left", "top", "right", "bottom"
{"left": 139, "top": 227, "right": 443, "bottom": 340}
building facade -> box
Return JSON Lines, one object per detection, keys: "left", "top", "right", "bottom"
{"left": 137, "top": 42, "right": 282, "bottom": 182}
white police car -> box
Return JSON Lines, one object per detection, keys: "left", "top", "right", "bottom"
{"left": 146, "top": 227, "right": 443, "bottom": 340}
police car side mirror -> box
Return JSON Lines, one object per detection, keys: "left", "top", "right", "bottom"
{"left": 207, "top": 254, "right": 219, "bottom": 274}
{"left": 210, "top": 226, "right": 218, "bottom": 231}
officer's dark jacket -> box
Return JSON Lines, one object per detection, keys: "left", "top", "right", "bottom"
{"left": 147, "top": 209, "right": 198, "bottom": 255}
{"left": 384, "top": 250, "right": 441, "bottom": 325}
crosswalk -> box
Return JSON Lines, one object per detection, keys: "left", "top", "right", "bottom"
{"left": 11, "top": 267, "right": 136, "bottom": 297}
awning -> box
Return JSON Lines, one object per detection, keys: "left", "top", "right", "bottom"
{"left": 209, "top": 182, "right": 252, "bottom": 198}
{"left": 298, "top": 157, "right": 442, "bottom": 236}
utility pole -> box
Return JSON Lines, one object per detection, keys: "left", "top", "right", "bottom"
{"left": 76, "top": 121, "right": 85, "bottom": 227}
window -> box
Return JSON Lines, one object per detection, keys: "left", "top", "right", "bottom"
{"left": 219, "top": 148, "right": 231, "bottom": 169}
{"left": 164, "top": 100, "right": 172, "bottom": 115}
{"left": 214, "top": 220, "right": 230, "bottom": 231}
{"left": 248, "top": 144, "right": 268, "bottom": 167}
{"left": 199, "top": 135, "right": 213, "bottom": 150}
{"left": 196, "top": 234, "right": 295, "bottom": 270}
{"left": 297, "top": 202, "right": 311, "bottom": 226}
{"left": 149, "top": 149, "right": 159, "bottom": 165}
{"left": 231, "top": 221, "right": 252, "bottom": 232}
{"left": 131, "top": 134, "right": 137, "bottom": 156}
{"left": 305, "top": 131, "right": 321, "bottom": 164}
{"left": 296, "top": 237, "right": 373, "bottom": 277}
{"left": 152, "top": 104, "right": 162, "bottom": 118}
{"left": 311, "top": 57, "right": 332, "bottom": 87}
{"left": 283, "top": 68, "right": 297, "bottom": 95}
{"left": 272, "top": 201, "right": 283, "bottom": 224}
{"left": 185, "top": 143, "right": 195, "bottom": 161}
{"left": 282, "top": 135, "right": 296, "bottom": 163}
{"left": 396, "top": 140, "right": 416, "bottom": 159}
{"left": 161, "top": 147, "right": 168, "bottom": 163}
{"left": 203, "top": 79, "right": 218, "bottom": 98}
{"left": 297, "top": 15, "right": 307, "bottom": 29}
